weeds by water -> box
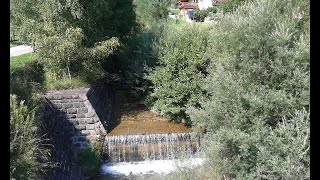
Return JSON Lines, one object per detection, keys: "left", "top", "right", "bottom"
{"left": 77, "top": 143, "right": 103, "bottom": 177}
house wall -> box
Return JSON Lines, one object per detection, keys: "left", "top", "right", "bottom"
{"left": 198, "top": 0, "right": 213, "bottom": 10}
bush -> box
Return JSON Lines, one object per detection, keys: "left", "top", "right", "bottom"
{"left": 77, "top": 143, "right": 103, "bottom": 177}
{"left": 134, "top": 0, "right": 170, "bottom": 27}
{"left": 10, "top": 95, "right": 43, "bottom": 179}
{"left": 193, "top": 9, "right": 209, "bottom": 22}
{"left": 221, "top": 0, "right": 250, "bottom": 13}
{"left": 185, "top": 0, "right": 309, "bottom": 179}
{"left": 170, "top": 8, "right": 180, "bottom": 15}
{"left": 146, "top": 23, "right": 212, "bottom": 121}
{"left": 10, "top": 58, "right": 45, "bottom": 107}
{"left": 207, "top": 7, "right": 218, "bottom": 14}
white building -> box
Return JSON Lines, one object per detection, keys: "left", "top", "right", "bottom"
{"left": 198, "top": 0, "right": 213, "bottom": 10}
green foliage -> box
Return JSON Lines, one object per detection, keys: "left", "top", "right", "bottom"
{"left": 186, "top": 0, "right": 309, "bottom": 178}
{"left": 146, "top": 23, "right": 212, "bottom": 121}
{"left": 44, "top": 75, "right": 87, "bottom": 91}
{"left": 10, "top": 95, "right": 44, "bottom": 179}
{"left": 10, "top": 58, "right": 45, "bottom": 107}
{"left": 117, "top": 21, "right": 171, "bottom": 99}
{"left": 10, "top": 0, "right": 133, "bottom": 86}
{"left": 202, "top": 109, "right": 310, "bottom": 179}
{"left": 134, "top": 0, "right": 170, "bottom": 27}
{"left": 207, "top": 6, "right": 218, "bottom": 14}
{"left": 194, "top": 9, "right": 209, "bottom": 22}
{"left": 77, "top": 0, "right": 137, "bottom": 46}
{"left": 221, "top": 0, "right": 249, "bottom": 13}
{"left": 170, "top": 8, "right": 180, "bottom": 15}
{"left": 77, "top": 143, "right": 103, "bottom": 177}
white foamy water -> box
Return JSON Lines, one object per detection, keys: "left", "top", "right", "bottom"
{"left": 101, "top": 158, "right": 204, "bottom": 176}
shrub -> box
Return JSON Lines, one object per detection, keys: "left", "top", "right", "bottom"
{"left": 134, "top": 0, "right": 170, "bottom": 27}
{"left": 146, "top": 23, "right": 212, "bottom": 121}
{"left": 221, "top": 0, "right": 250, "bottom": 13}
{"left": 10, "top": 95, "right": 42, "bottom": 179}
{"left": 77, "top": 143, "right": 103, "bottom": 177}
{"left": 207, "top": 7, "right": 218, "bottom": 14}
{"left": 10, "top": 58, "right": 45, "bottom": 107}
{"left": 186, "top": 0, "right": 309, "bottom": 178}
{"left": 194, "top": 9, "right": 209, "bottom": 22}
{"left": 170, "top": 8, "right": 180, "bottom": 15}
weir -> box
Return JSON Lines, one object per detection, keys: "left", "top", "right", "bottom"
{"left": 103, "top": 132, "right": 206, "bottom": 163}
{"left": 41, "top": 86, "right": 207, "bottom": 178}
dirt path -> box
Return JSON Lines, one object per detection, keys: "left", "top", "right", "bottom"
{"left": 107, "top": 91, "right": 192, "bottom": 135}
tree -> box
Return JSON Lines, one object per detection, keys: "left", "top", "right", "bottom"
{"left": 188, "top": 0, "right": 309, "bottom": 178}
{"left": 146, "top": 23, "right": 211, "bottom": 122}
{"left": 10, "top": 0, "right": 137, "bottom": 84}
{"left": 134, "top": 0, "right": 171, "bottom": 27}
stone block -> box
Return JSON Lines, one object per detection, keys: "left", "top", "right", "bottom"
{"left": 86, "top": 135, "right": 97, "bottom": 141}
{"left": 68, "top": 119, "right": 78, "bottom": 126}
{"left": 71, "top": 95, "right": 79, "bottom": 99}
{"left": 89, "top": 130, "right": 97, "bottom": 135}
{"left": 86, "top": 118, "right": 95, "bottom": 124}
{"left": 79, "top": 93, "right": 88, "bottom": 100}
{"left": 77, "top": 114, "right": 85, "bottom": 118}
{"left": 51, "top": 100, "right": 62, "bottom": 104}
{"left": 77, "top": 118, "right": 87, "bottom": 124}
{"left": 53, "top": 95, "right": 63, "bottom": 100}
{"left": 62, "top": 103, "right": 73, "bottom": 109}
{"left": 73, "top": 102, "right": 85, "bottom": 108}
{"left": 75, "top": 124, "right": 85, "bottom": 130}
{"left": 93, "top": 116, "right": 100, "bottom": 123}
{"left": 64, "top": 94, "right": 73, "bottom": 99}
{"left": 67, "top": 108, "right": 77, "bottom": 114}
{"left": 55, "top": 103, "right": 63, "bottom": 109}
{"left": 80, "top": 130, "right": 90, "bottom": 136}
{"left": 78, "top": 107, "right": 88, "bottom": 114}
{"left": 85, "top": 110, "right": 95, "bottom": 118}
{"left": 86, "top": 124, "right": 95, "bottom": 130}
{"left": 67, "top": 114, "right": 76, "bottom": 119}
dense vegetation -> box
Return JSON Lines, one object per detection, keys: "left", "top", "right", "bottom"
{"left": 165, "top": 0, "right": 309, "bottom": 179}
{"left": 146, "top": 23, "right": 211, "bottom": 123}
{"left": 10, "top": 0, "right": 137, "bottom": 179}
{"left": 10, "top": 0, "right": 309, "bottom": 179}
{"left": 10, "top": 95, "right": 47, "bottom": 179}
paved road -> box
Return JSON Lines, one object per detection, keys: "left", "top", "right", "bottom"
{"left": 10, "top": 45, "right": 34, "bottom": 57}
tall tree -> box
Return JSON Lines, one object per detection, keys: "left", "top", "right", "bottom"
{"left": 10, "top": 0, "right": 137, "bottom": 84}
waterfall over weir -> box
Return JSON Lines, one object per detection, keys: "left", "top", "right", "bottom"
{"left": 103, "top": 132, "right": 206, "bottom": 163}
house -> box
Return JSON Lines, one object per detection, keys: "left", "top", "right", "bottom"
{"left": 198, "top": 0, "right": 213, "bottom": 10}
{"left": 177, "top": 0, "right": 213, "bottom": 21}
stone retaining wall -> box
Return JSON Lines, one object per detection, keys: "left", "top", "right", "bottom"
{"left": 38, "top": 85, "right": 115, "bottom": 179}
{"left": 44, "top": 86, "right": 114, "bottom": 150}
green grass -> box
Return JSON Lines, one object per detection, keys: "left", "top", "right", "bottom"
{"left": 44, "top": 75, "right": 89, "bottom": 91}
{"left": 10, "top": 53, "right": 34, "bottom": 72}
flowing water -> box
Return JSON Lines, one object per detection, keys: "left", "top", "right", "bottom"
{"left": 94, "top": 91, "right": 207, "bottom": 179}
{"left": 96, "top": 132, "right": 207, "bottom": 179}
